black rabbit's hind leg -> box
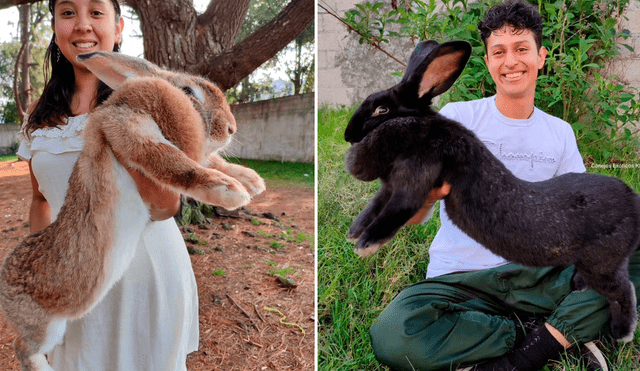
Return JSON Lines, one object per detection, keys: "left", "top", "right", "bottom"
{"left": 572, "top": 270, "right": 590, "bottom": 292}
{"left": 588, "top": 267, "right": 638, "bottom": 342}
{"left": 348, "top": 187, "right": 392, "bottom": 242}
{"left": 609, "top": 279, "right": 638, "bottom": 343}
{"left": 353, "top": 192, "right": 423, "bottom": 256}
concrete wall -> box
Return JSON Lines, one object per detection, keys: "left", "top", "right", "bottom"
{"left": 0, "top": 124, "right": 20, "bottom": 154}
{"left": 318, "top": 0, "right": 410, "bottom": 107}
{"left": 319, "top": 0, "right": 640, "bottom": 107}
{"left": 0, "top": 94, "right": 315, "bottom": 163}
{"left": 227, "top": 93, "right": 315, "bottom": 163}
{"left": 610, "top": 0, "right": 640, "bottom": 89}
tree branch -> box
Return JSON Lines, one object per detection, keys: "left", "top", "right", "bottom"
{"left": 203, "top": 0, "right": 314, "bottom": 90}
{"left": 318, "top": 3, "right": 406, "bottom": 67}
{"left": 201, "top": 0, "right": 251, "bottom": 49}
{"left": 0, "top": 0, "right": 38, "bottom": 10}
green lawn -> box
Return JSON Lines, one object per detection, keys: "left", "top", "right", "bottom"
{"left": 318, "top": 105, "right": 640, "bottom": 371}
{"left": 0, "top": 154, "right": 18, "bottom": 162}
{"left": 225, "top": 157, "right": 314, "bottom": 190}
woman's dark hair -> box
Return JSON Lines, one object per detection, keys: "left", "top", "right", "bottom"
{"left": 478, "top": 0, "right": 543, "bottom": 53}
{"left": 24, "top": 0, "right": 122, "bottom": 137}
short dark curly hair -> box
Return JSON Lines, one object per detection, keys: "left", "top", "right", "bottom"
{"left": 478, "top": 0, "right": 543, "bottom": 52}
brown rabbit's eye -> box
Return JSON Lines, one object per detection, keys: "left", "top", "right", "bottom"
{"left": 373, "top": 106, "right": 389, "bottom": 116}
{"left": 181, "top": 86, "right": 195, "bottom": 97}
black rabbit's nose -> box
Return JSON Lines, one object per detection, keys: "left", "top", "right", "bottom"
{"left": 344, "top": 130, "right": 361, "bottom": 144}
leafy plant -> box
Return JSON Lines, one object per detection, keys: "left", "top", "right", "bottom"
{"left": 265, "top": 259, "right": 277, "bottom": 267}
{"left": 177, "top": 196, "right": 218, "bottom": 226}
{"left": 340, "top": 0, "right": 638, "bottom": 164}
{"left": 184, "top": 232, "right": 207, "bottom": 246}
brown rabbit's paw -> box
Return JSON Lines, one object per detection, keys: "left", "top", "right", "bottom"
{"left": 225, "top": 166, "right": 266, "bottom": 197}
{"left": 211, "top": 177, "right": 252, "bottom": 210}
{"left": 242, "top": 173, "right": 266, "bottom": 196}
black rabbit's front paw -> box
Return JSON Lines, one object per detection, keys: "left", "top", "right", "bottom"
{"left": 353, "top": 233, "right": 391, "bottom": 257}
{"left": 347, "top": 222, "right": 367, "bottom": 242}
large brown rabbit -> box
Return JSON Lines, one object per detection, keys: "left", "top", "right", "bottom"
{"left": 0, "top": 51, "right": 265, "bottom": 371}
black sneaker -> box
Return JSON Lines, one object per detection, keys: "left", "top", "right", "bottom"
{"left": 575, "top": 341, "right": 609, "bottom": 371}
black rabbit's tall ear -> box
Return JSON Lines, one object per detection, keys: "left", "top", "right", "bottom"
{"left": 403, "top": 40, "right": 441, "bottom": 81}
{"left": 402, "top": 40, "right": 472, "bottom": 100}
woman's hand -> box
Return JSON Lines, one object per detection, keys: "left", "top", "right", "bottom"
{"left": 116, "top": 155, "right": 181, "bottom": 221}
{"left": 126, "top": 168, "right": 181, "bottom": 221}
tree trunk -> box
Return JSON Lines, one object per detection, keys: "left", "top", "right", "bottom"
{"left": 126, "top": 0, "right": 313, "bottom": 91}
{"left": 19, "top": 4, "right": 31, "bottom": 109}
{"left": 13, "top": 3, "right": 31, "bottom": 122}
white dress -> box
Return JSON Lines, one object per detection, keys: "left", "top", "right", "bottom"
{"left": 17, "top": 115, "right": 199, "bottom": 371}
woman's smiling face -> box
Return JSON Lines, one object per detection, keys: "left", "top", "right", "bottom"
{"left": 51, "top": 0, "right": 124, "bottom": 71}
{"left": 483, "top": 24, "right": 547, "bottom": 101}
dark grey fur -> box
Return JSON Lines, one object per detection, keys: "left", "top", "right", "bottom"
{"left": 344, "top": 40, "right": 640, "bottom": 342}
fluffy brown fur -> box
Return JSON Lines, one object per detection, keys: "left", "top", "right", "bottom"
{"left": 0, "top": 51, "right": 265, "bottom": 371}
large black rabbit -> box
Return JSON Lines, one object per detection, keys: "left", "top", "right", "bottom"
{"left": 344, "top": 40, "right": 640, "bottom": 342}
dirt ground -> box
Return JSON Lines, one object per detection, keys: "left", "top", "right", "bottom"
{"left": 0, "top": 160, "right": 315, "bottom": 370}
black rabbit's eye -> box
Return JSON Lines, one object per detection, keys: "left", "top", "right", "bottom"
{"left": 373, "top": 106, "right": 389, "bottom": 116}
{"left": 181, "top": 86, "right": 195, "bottom": 96}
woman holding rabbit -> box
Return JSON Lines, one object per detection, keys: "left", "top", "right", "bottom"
{"left": 17, "top": 0, "right": 199, "bottom": 369}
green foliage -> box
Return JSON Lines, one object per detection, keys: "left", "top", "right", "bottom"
{"left": 178, "top": 196, "right": 218, "bottom": 226}
{"left": 341, "top": 0, "right": 639, "bottom": 164}
{"left": 278, "top": 23, "right": 315, "bottom": 95}
{"left": 184, "top": 232, "right": 207, "bottom": 246}
{"left": 0, "top": 3, "right": 51, "bottom": 124}
{"left": 227, "top": 0, "right": 314, "bottom": 102}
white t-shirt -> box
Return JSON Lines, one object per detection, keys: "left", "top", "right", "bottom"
{"left": 426, "top": 95, "right": 586, "bottom": 278}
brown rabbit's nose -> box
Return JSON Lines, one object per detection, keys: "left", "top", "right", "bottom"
{"left": 227, "top": 122, "right": 236, "bottom": 135}
{"left": 226, "top": 116, "right": 237, "bottom": 136}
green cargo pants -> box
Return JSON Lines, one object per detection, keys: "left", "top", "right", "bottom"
{"left": 369, "top": 250, "right": 640, "bottom": 371}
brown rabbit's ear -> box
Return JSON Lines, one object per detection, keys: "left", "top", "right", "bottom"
{"left": 77, "top": 51, "right": 160, "bottom": 89}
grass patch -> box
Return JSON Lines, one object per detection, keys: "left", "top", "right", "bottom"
{"left": 269, "top": 240, "right": 285, "bottom": 249}
{"left": 294, "top": 230, "right": 313, "bottom": 245}
{"left": 0, "top": 154, "right": 18, "bottom": 162}
{"left": 224, "top": 157, "right": 313, "bottom": 190}
{"left": 318, "top": 104, "right": 640, "bottom": 371}
{"left": 212, "top": 269, "right": 225, "bottom": 276}
{"left": 267, "top": 266, "right": 297, "bottom": 277}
